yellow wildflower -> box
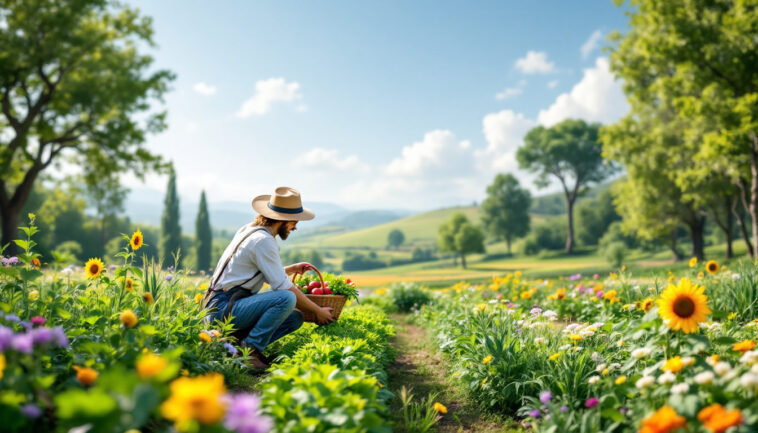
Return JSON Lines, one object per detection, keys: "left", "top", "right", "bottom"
{"left": 161, "top": 373, "right": 226, "bottom": 426}
{"left": 433, "top": 402, "right": 448, "bottom": 414}
{"left": 137, "top": 353, "right": 168, "bottom": 379}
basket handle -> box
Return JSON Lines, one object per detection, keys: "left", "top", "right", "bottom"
{"left": 291, "top": 263, "right": 326, "bottom": 291}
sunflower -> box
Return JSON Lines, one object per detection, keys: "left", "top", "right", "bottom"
{"left": 657, "top": 278, "right": 711, "bottom": 333}
{"left": 689, "top": 257, "right": 697, "bottom": 268}
{"left": 125, "top": 277, "right": 135, "bottom": 292}
{"left": 142, "top": 292, "right": 154, "bottom": 304}
{"left": 705, "top": 260, "right": 719, "bottom": 275}
{"left": 84, "top": 258, "right": 105, "bottom": 279}
{"left": 130, "top": 229, "right": 144, "bottom": 251}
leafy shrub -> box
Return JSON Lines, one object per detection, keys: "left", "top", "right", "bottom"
{"left": 602, "top": 241, "right": 626, "bottom": 267}
{"left": 523, "top": 218, "right": 566, "bottom": 253}
{"left": 342, "top": 252, "right": 386, "bottom": 271}
{"left": 390, "top": 282, "right": 433, "bottom": 312}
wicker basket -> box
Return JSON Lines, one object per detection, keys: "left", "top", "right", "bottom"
{"left": 292, "top": 266, "right": 347, "bottom": 323}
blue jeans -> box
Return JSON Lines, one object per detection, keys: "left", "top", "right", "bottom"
{"left": 211, "top": 289, "right": 303, "bottom": 352}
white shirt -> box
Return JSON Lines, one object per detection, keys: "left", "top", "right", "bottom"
{"left": 211, "top": 224, "right": 291, "bottom": 293}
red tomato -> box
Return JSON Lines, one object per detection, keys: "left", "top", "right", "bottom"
{"left": 308, "top": 281, "right": 321, "bottom": 290}
{"left": 311, "top": 288, "right": 324, "bottom": 295}
{"left": 324, "top": 287, "right": 332, "bottom": 295}
{"left": 346, "top": 278, "right": 352, "bottom": 284}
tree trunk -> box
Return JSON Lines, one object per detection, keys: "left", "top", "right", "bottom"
{"left": 460, "top": 253, "right": 467, "bottom": 269}
{"left": 670, "top": 231, "right": 682, "bottom": 262}
{"left": 725, "top": 200, "right": 733, "bottom": 260}
{"left": 1, "top": 210, "right": 20, "bottom": 256}
{"left": 732, "top": 195, "right": 754, "bottom": 257}
{"left": 565, "top": 198, "right": 575, "bottom": 254}
{"left": 750, "top": 134, "right": 758, "bottom": 258}
{"left": 506, "top": 237, "right": 512, "bottom": 255}
{"left": 687, "top": 216, "right": 706, "bottom": 260}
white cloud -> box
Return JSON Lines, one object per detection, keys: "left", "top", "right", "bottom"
{"left": 192, "top": 82, "right": 217, "bottom": 96}
{"left": 478, "top": 110, "right": 535, "bottom": 172}
{"left": 495, "top": 87, "right": 523, "bottom": 100}
{"left": 547, "top": 80, "right": 559, "bottom": 89}
{"left": 537, "top": 57, "right": 628, "bottom": 127}
{"left": 385, "top": 130, "right": 474, "bottom": 177}
{"left": 514, "top": 51, "right": 555, "bottom": 74}
{"left": 293, "top": 148, "right": 367, "bottom": 172}
{"left": 580, "top": 30, "right": 604, "bottom": 59}
{"left": 236, "top": 78, "right": 303, "bottom": 117}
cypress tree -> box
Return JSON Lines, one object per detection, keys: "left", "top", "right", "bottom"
{"left": 160, "top": 169, "right": 182, "bottom": 268}
{"left": 195, "top": 190, "right": 212, "bottom": 272}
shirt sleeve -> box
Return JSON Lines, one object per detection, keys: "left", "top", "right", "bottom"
{"left": 254, "top": 236, "right": 290, "bottom": 291}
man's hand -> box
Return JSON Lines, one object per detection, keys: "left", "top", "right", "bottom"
{"left": 315, "top": 306, "right": 334, "bottom": 325}
{"left": 289, "top": 262, "right": 315, "bottom": 276}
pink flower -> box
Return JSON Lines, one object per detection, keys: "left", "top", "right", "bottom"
{"left": 31, "top": 316, "right": 46, "bottom": 326}
{"left": 585, "top": 397, "right": 599, "bottom": 408}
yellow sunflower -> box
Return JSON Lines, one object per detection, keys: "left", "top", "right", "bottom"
{"left": 689, "top": 257, "right": 697, "bottom": 268}
{"left": 705, "top": 260, "right": 719, "bottom": 275}
{"left": 657, "top": 278, "right": 711, "bottom": 333}
{"left": 84, "top": 258, "right": 105, "bottom": 279}
{"left": 130, "top": 229, "right": 144, "bottom": 251}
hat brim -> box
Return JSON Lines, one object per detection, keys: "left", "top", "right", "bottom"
{"left": 252, "top": 195, "right": 315, "bottom": 221}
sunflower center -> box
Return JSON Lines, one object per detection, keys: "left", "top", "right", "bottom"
{"left": 89, "top": 264, "right": 99, "bottom": 274}
{"left": 673, "top": 296, "right": 695, "bottom": 318}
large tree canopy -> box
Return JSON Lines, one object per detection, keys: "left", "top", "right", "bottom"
{"left": 0, "top": 0, "right": 174, "bottom": 253}
{"left": 608, "top": 0, "right": 758, "bottom": 257}
{"left": 518, "top": 119, "right": 613, "bottom": 253}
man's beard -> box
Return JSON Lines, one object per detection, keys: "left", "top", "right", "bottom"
{"left": 277, "top": 224, "right": 291, "bottom": 240}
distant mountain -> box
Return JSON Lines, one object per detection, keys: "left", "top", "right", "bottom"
{"left": 123, "top": 186, "right": 403, "bottom": 235}
{"left": 286, "top": 209, "right": 413, "bottom": 243}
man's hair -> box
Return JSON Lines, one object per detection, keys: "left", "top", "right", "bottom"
{"left": 253, "top": 215, "right": 285, "bottom": 227}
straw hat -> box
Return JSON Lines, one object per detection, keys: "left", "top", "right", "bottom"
{"left": 252, "top": 186, "right": 315, "bottom": 221}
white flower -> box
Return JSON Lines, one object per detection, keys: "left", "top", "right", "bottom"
{"left": 609, "top": 363, "right": 621, "bottom": 370}
{"left": 682, "top": 356, "right": 695, "bottom": 367}
{"left": 588, "top": 376, "right": 601, "bottom": 384}
{"left": 753, "top": 364, "right": 758, "bottom": 374}
{"left": 517, "top": 320, "right": 524, "bottom": 326}
{"left": 579, "top": 330, "right": 595, "bottom": 337}
{"left": 574, "top": 346, "right": 583, "bottom": 352}
{"left": 632, "top": 348, "right": 651, "bottom": 359}
{"left": 732, "top": 273, "right": 741, "bottom": 280}
{"left": 740, "top": 350, "right": 758, "bottom": 366}
{"left": 694, "top": 371, "right": 715, "bottom": 385}
{"left": 658, "top": 372, "right": 676, "bottom": 385}
{"left": 636, "top": 376, "right": 655, "bottom": 389}
{"left": 591, "top": 352, "right": 601, "bottom": 362}
{"left": 565, "top": 323, "right": 580, "bottom": 331}
{"left": 542, "top": 310, "right": 558, "bottom": 321}
{"left": 592, "top": 322, "right": 605, "bottom": 328}
{"left": 671, "top": 383, "right": 690, "bottom": 394}
{"left": 596, "top": 363, "right": 607, "bottom": 372}
{"left": 534, "top": 337, "right": 546, "bottom": 345}
{"left": 61, "top": 267, "right": 73, "bottom": 276}
{"left": 739, "top": 372, "right": 758, "bottom": 390}
{"left": 706, "top": 356, "right": 720, "bottom": 367}
{"left": 714, "top": 362, "right": 733, "bottom": 376}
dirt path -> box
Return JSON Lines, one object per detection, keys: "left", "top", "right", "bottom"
{"left": 387, "top": 314, "right": 524, "bottom": 433}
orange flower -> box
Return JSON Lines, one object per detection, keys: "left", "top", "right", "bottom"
{"left": 31, "top": 257, "right": 41, "bottom": 269}
{"left": 639, "top": 406, "right": 686, "bottom": 433}
{"left": 698, "top": 404, "right": 743, "bottom": 433}
{"left": 74, "top": 366, "right": 98, "bottom": 386}
{"left": 733, "top": 340, "right": 756, "bottom": 353}
{"left": 661, "top": 357, "right": 684, "bottom": 373}
{"left": 142, "top": 292, "right": 154, "bottom": 304}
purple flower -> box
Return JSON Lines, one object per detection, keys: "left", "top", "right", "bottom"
{"left": 8, "top": 256, "right": 19, "bottom": 265}
{"left": 530, "top": 307, "right": 542, "bottom": 316}
{"left": 30, "top": 327, "right": 54, "bottom": 345}
{"left": 167, "top": 266, "right": 175, "bottom": 272}
{"left": 507, "top": 302, "right": 515, "bottom": 308}
{"left": 21, "top": 403, "right": 42, "bottom": 419}
{"left": 4, "top": 314, "right": 20, "bottom": 323}
{"left": 560, "top": 405, "right": 568, "bottom": 412}
{"left": 19, "top": 320, "right": 32, "bottom": 331}
{"left": 224, "top": 343, "right": 238, "bottom": 356}
{"left": 165, "top": 274, "right": 174, "bottom": 282}
{"left": 539, "top": 391, "right": 552, "bottom": 403}
{"left": 11, "top": 333, "right": 34, "bottom": 354}
{"left": 31, "top": 316, "right": 46, "bottom": 326}
{"left": 596, "top": 291, "right": 603, "bottom": 299}
{"left": 619, "top": 407, "right": 628, "bottom": 415}
{"left": 585, "top": 397, "right": 599, "bottom": 408}
{"left": 0, "top": 326, "right": 13, "bottom": 350}
{"left": 223, "top": 393, "right": 273, "bottom": 433}
{"left": 529, "top": 409, "right": 541, "bottom": 418}
{"left": 51, "top": 326, "right": 69, "bottom": 348}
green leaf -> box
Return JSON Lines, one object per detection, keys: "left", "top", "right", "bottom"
{"left": 19, "top": 268, "right": 42, "bottom": 282}
{"left": 13, "top": 239, "right": 29, "bottom": 251}
{"left": 57, "top": 308, "right": 72, "bottom": 319}
{"left": 713, "top": 336, "right": 737, "bottom": 346}
{"left": 601, "top": 408, "right": 625, "bottom": 422}
{"left": 35, "top": 375, "right": 57, "bottom": 389}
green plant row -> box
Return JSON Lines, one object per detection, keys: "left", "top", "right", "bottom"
{"left": 259, "top": 305, "right": 396, "bottom": 433}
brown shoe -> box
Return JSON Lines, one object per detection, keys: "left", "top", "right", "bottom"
{"left": 246, "top": 347, "right": 270, "bottom": 371}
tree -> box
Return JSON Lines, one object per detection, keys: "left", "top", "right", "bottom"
{"left": 195, "top": 190, "right": 212, "bottom": 272}
{"left": 576, "top": 189, "right": 621, "bottom": 246}
{"left": 518, "top": 119, "right": 614, "bottom": 253}
{"left": 437, "top": 213, "right": 484, "bottom": 269}
{"left": 387, "top": 229, "right": 405, "bottom": 250}
{"left": 160, "top": 170, "right": 182, "bottom": 268}
{"left": 481, "top": 173, "right": 531, "bottom": 254}
{"left": 609, "top": 0, "right": 758, "bottom": 257}
{"left": 0, "top": 0, "right": 174, "bottom": 254}
{"left": 83, "top": 172, "right": 127, "bottom": 255}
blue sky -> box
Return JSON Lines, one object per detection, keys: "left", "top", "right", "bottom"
{"left": 123, "top": 0, "right": 630, "bottom": 211}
